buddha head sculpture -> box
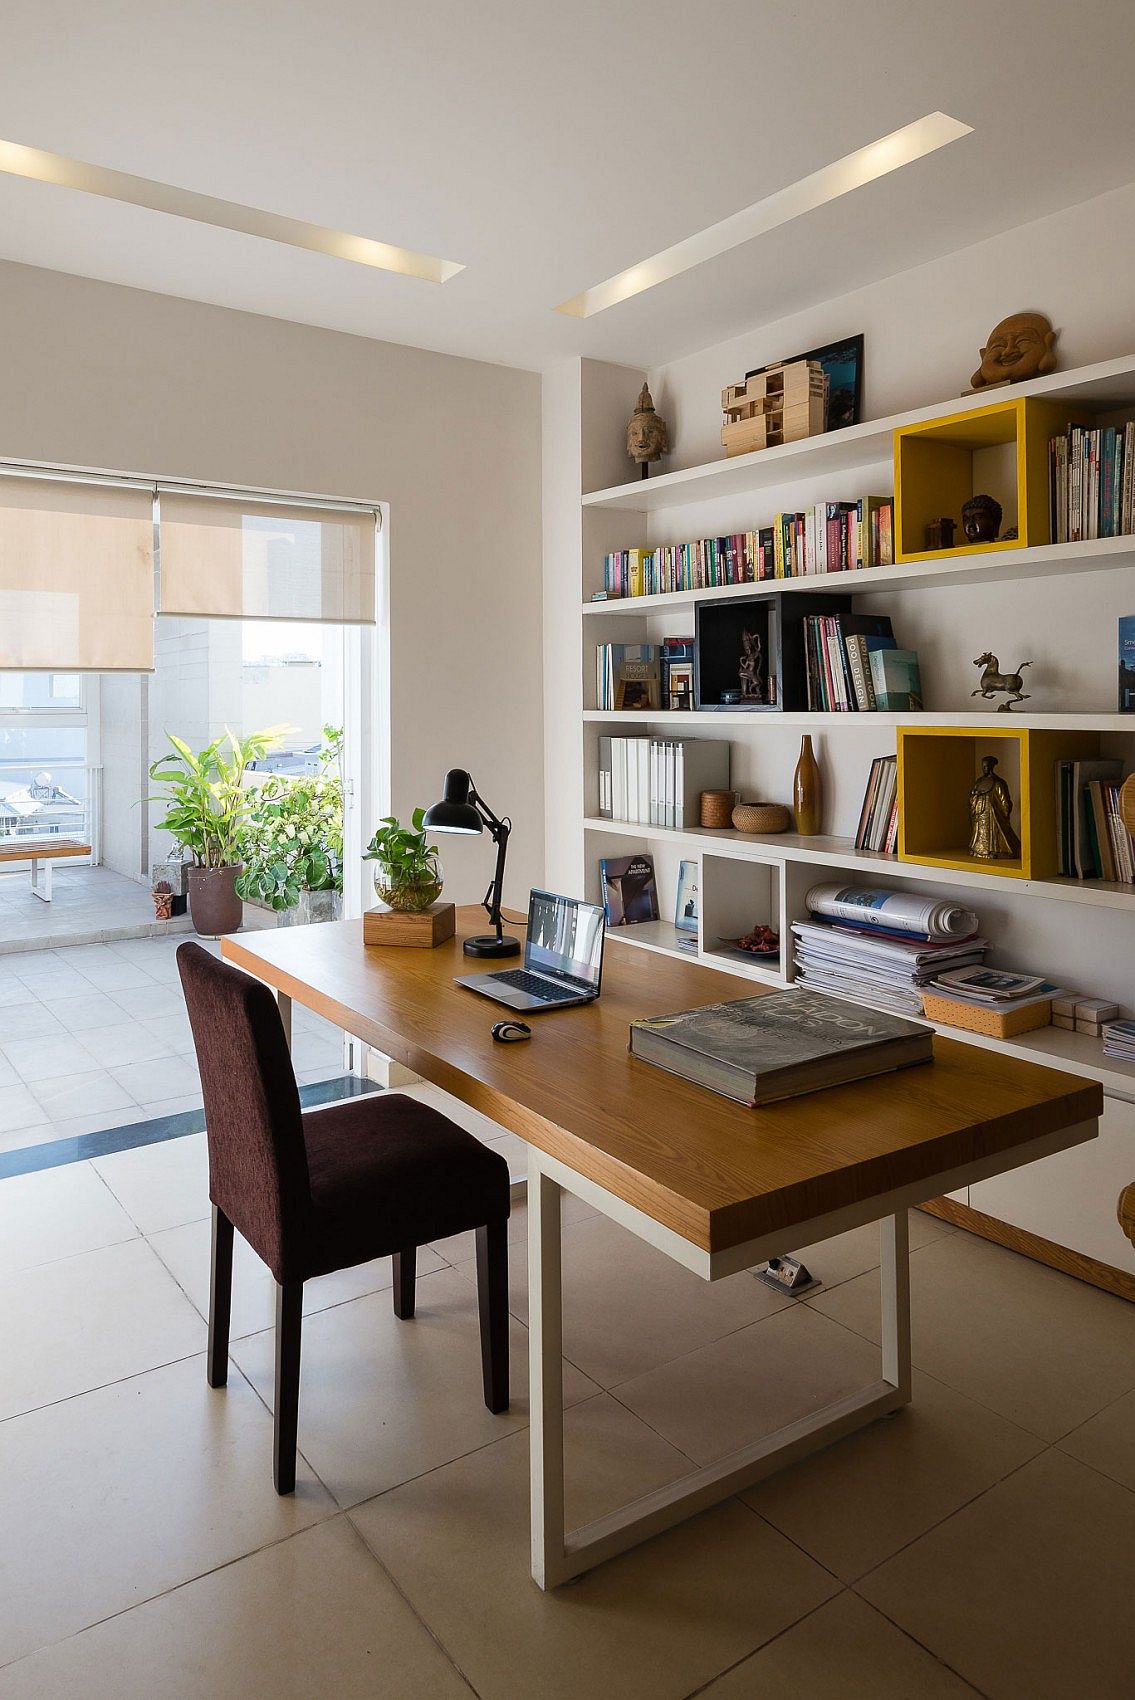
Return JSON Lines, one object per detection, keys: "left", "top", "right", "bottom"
{"left": 970, "top": 312, "right": 1058, "bottom": 390}
{"left": 626, "top": 383, "right": 669, "bottom": 477}
{"left": 961, "top": 492, "right": 1003, "bottom": 544}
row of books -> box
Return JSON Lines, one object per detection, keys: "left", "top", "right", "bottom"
{"left": 596, "top": 736, "right": 729, "bottom": 829}
{"left": 597, "top": 496, "right": 894, "bottom": 600}
{"left": 595, "top": 640, "right": 694, "bottom": 712}
{"left": 1049, "top": 423, "right": 1135, "bottom": 544}
{"left": 802, "top": 613, "right": 923, "bottom": 711}
{"left": 1055, "top": 758, "right": 1135, "bottom": 883}
{"left": 855, "top": 755, "right": 899, "bottom": 853}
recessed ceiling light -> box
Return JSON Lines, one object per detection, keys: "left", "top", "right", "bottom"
{"left": 0, "top": 138, "right": 464, "bottom": 284}
{"left": 554, "top": 112, "right": 972, "bottom": 318}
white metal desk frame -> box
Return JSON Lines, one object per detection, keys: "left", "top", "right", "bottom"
{"left": 527, "top": 1117, "right": 1097, "bottom": 1590}
{"left": 266, "top": 985, "right": 1094, "bottom": 1591}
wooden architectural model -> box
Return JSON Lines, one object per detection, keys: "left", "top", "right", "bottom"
{"left": 721, "top": 358, "right": 827, "bottom": 457}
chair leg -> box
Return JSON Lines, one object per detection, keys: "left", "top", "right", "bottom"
{"left": 273, "top": 1280, "right": 303, "bottom": 1495}
{"left": 392, "top": 1247, "right": 416, "bottom": 1320}
{"left": 207, "top": 1205, "right": 234, "bottom": 1389}
{"left": 476, "top": 1221, "right": 509, "bottom": 1414}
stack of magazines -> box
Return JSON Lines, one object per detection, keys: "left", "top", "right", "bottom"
{"left": 792, "top": 884, "right": 986, "bottom": 1017}
{"left": 1103, "top": 1019, "right": 1135, "bottom": 1061}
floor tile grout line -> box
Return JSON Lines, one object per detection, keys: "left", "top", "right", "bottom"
{"left": 0, "top": 1346, "right": 209, "bottom": 1432}
{"left": 846, "top": 1444, "right": 1052, "bottom": 1596}
{"left": 343, "top": 1510, "right": 485, "bottom": 1698}
{"left": 793, "top": 1282, "right": 1084, "bottom": 1448}
{"left": 678, "top": 1587, "right": 846, "bottom": 1700}
{"left": 1050, "top": 1376, "right": 1135, "bottom": 1449}
{"left": 843, "top": 1587, "right": 995, "bottom": 1697}
{"left": 0, "top": 1512, "right": 351, "bottom": 1677}
{"left": 1043, "top": 1439, "right": 1135, "bottom": 1501}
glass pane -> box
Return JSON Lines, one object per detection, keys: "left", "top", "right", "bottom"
{"left": 0, "top": 723, "right": 88, "bottom": 842}
{"left": 0, "top": 672, "right": 83, "bottom": 710}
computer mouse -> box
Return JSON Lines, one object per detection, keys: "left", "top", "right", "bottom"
{"left": 491, "top": 1019, "right": 532, "bottom": 1043}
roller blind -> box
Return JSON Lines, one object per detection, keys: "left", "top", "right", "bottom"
{"left": 158, "top": 491, "right": 376, "bottom": 624}
{"left": 0, "top": 475, "right": 155, "bottom": 671}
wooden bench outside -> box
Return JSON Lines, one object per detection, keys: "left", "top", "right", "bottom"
{"left": 0, "top": 838, "right": 91, "bottom": 902}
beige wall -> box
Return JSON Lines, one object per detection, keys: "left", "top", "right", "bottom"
{"left": 0, "top": 259, "right": 544, "bottom": 910}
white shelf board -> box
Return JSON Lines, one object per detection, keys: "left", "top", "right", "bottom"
{"left": 604, "top": 920, "right": 697, "bottom": 965}
{"left": 582, "top": 535, "right": 1135, "bottom": 615}
{"left": 608, "top": 920, "right": 1135, "bottom": 1102}
{"left": 582, "top": 352, "right": 1135, "bottom": 513}
{"left": 584, "top": 709, "right": 1135, "bottom": 732}
{"left": 582, "top": 817, "right": 1135, "bottom": 911}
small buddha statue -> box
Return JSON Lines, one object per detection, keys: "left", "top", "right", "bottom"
{"left": 968, "top": 755, "right": 1021, "bottom": 861}
{"left": 626, "top": 383, "right": 669, "bottom": 479}
{"left": 970, "top": 312, "right": 1058, "bottom": 390}
{"left": 961, "top": 493, "right": 1003, "bottom": 545}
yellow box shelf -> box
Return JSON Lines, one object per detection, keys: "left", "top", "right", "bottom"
{"left": 896, "top": 725, "right": 1099, "bottom": 880}
{"left": 893, "top": 397, "right": 1075, "bottom": 564}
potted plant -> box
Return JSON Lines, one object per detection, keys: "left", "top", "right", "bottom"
{"left": 364, "top": 809, "right": 444, "bottom": 912}
{"left": 148, "top": 726, "right": 286, "bottom": 937}
{"left": 237, "top": 727, "right": 345, "bottom": 927}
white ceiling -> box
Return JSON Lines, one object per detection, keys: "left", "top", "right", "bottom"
{"left": 1, "top": 0, "right": 1134, "bottom": 372}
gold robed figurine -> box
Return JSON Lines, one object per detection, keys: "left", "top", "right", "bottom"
{"left": 968, "top": 755, "right": 1021, "bottom": 860}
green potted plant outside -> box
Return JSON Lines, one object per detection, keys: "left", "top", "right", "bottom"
{"left": 364, "top": 809, "right": 444, "bottom": 913}
{"left": 148, "top": 726, "right": 287, "bottom": 936}
{"left": 237, "top": 727, "right": 345, "bottom": 927}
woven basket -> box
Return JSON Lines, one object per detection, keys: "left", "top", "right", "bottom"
{"left": 732, "top": 801, "right": 790, "bottom": 835}
{"left": 699, "top": 789, "right": 737, "bottom": 829}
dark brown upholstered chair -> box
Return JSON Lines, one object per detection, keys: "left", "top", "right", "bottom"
{"left": 177, "top": 941, "right": 511, "bottom": 1494}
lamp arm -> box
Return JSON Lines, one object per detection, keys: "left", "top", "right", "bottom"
{"left": 467, "top": 781, "right": 510, "bottom": 940}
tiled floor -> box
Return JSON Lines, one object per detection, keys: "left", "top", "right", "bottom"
{"left": 0, "top": 935, "right": 346, "bottom": 1152}
{"left": 0, "top": 865, "right": 192, "bottom": 953}
{"left": 0, "top": 1091, "right": 1132, "bottom": 1698}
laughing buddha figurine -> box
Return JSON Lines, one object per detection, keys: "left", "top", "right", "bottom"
{"left": 970, "top": 312, "right": 1058, "bottom": 391}
{"left": 968, "top": 755, "right": 1021, "bottom": 860}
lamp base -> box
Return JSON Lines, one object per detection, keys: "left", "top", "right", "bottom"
{"left": 463, "top": 933, "right": 521, "bottom": 959}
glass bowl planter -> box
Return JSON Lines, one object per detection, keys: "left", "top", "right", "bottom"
{"left": 372, "top": 853, "right": 444, "bottom": 913}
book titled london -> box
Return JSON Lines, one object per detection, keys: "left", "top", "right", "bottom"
{"left": 629, "top": 988, "right": 932, "bottom": 1105}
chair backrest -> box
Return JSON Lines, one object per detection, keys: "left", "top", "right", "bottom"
{"left": 177, "top": 942, "right": 310, "bottom": 1280}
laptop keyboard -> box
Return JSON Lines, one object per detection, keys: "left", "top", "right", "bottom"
{"left": 490, "top": 969, "right": 580, "bottom": 1003}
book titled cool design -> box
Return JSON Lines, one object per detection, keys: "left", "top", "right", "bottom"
{"left": 629, "top": 988, "right": 932, "bottom": 1105}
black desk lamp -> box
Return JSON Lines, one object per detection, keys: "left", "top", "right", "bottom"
{"left": 423, "top": 769, "right": 521, "bottom": 958}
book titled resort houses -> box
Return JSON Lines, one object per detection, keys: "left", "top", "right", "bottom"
{"left": 629, "top": 988, "right": 932, "bottom": 1105}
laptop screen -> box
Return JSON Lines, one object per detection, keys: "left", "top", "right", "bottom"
{"left": 525, "top": 890, "right": 606, "bottom": 993}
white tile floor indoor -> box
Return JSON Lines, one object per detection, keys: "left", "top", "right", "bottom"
{"left": 0, "top": 935, "right": 347, "bottom": 1151}
{"left": 0, "top": 1079, "right": 1132, "bottom": 1698}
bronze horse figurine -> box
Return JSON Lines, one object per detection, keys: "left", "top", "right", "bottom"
{"left": 972, "top": 651, "right": 1031, "bottom": 711}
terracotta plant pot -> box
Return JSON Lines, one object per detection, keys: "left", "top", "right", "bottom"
{"left": 188, "top": 865, "right": 244, "bottom": 937}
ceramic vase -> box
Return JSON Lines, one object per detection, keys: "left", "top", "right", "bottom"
{"left": 792, "top": 736, "right": 822, "bottom": 836}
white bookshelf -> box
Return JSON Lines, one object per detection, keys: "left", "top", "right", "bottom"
{"left": 583, "top": 818, "right": 1135, "bottom": 912}
{"left": 582, "top": 351, "right": 1135, "bottom": 512}
{"left": 576, "top": 351, "right": 1135, "bottom": 1161}
{"left": 583, "top": 534, "right": 1135, "bottom": 614}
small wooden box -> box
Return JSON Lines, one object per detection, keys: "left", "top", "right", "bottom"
{"left": 922, "top": 991, "right": 1052, "bottom": 1038}
{"left": 363, "top": 902, "right": 456, "bottom": 948}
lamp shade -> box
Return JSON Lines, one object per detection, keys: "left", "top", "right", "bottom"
{"left": 423, "top": 769, "right": 483, "bottom": 835}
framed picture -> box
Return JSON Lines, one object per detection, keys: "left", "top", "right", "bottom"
{"left": 746, "top": 334, "right": 864, "bottom": 432}
{"left": 674, "top": 858, "right": 699, "bottom": 933}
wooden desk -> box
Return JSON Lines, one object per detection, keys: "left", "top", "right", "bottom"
{"left": 0, "top": 837, "right": 90, "bottom": 902}
{"left": 223, "top": 911, "right": 1102, "bottom": 1588}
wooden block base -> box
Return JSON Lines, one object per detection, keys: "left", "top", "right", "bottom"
{"left": 363, "top": 901, "right": 456, "bottom": 948}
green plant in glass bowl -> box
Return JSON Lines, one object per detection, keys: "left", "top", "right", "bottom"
{"left": 364, "top": 809, "right": 444, "bottom": 913}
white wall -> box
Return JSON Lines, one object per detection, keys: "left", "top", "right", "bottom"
{"left": 0, "top": 259, "right": 544, "bottom": 911}
{"left": 646, "top": 178, "right": 1135, "bottom": 472}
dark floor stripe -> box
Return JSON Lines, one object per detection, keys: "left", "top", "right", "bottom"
{"left": 0, "top": 1074, "right": 382, "bottom": 1180}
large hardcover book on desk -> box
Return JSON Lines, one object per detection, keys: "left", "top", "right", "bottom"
{"left": 629, "top": 988, "right": 932, "bottom": 1105}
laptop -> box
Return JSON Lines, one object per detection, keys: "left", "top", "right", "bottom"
{"left": 455, "top": 889, "right": 606, "bottom": 1012}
